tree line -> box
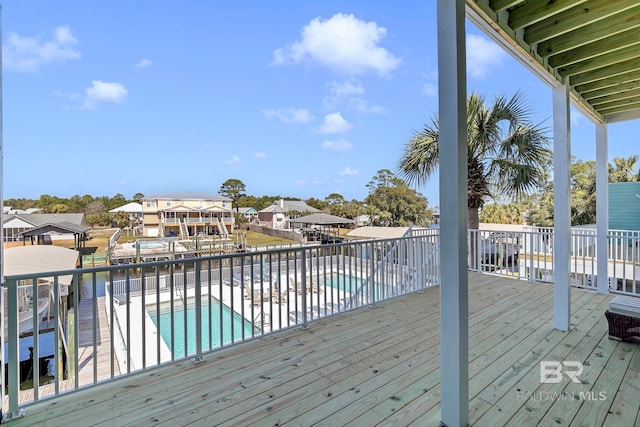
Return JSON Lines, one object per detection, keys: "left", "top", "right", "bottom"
{"left": 10, "top": 91, "right": 633, "bottom": 230}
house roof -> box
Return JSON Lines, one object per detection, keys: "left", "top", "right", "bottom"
{"left": 466, "top": 1, "right": 640, "bottom": 123}
{"left": 259, "top": 200, "right": 321, "bottom": 213}
{"left": 288, "top": 212, "right": 354, "bottom": 225}
{"left": 143, "top": 192, "right": 232, "bottom": 201}
{"left": 238, "top": 207, "right": 257, "bottom": 214}
{"left": 109, "top": 202, "right": 143, "bottom": 213}
{"left": 4, "top": 213, "right": 86, "bottom": 227}
{"left": 20, "top": 222, "right": 90, "bottom": 237}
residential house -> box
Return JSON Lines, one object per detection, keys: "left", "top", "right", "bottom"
{"left": 237, "top": 207, "right": 258, "bottom": 223}
{"left": 2, "top": 213, "right": 87, "bottom": 242}
{"left": 108, "top": 202, "right": 143, "bottom": 227}
{"left": 257, "top": 199, "right": 320, "bottom": 229}
{"left": 141, "top": 192, "right": 234, "bottom": 239}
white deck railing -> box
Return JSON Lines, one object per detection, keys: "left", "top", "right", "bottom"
{"left": 4, "top": 226, "right": 640, "bottom": 421}
{"left": 467, "top": 227, "right": 640, "bottom": 296}
{"left": 1, "top": 234, "right": 440, "bottom": 420}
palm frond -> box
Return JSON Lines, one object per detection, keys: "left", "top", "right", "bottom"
{"left": 398, "top": 117, "right": 440, "bottom": 188}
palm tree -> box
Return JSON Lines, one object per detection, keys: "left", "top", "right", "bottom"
{"left": 398, "top": 92, "right": 551, "bottom": 230}
{"left": 608, "top": 155, "right": 639, "bottom": 183}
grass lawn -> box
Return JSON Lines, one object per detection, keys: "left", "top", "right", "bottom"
{"left": 242, "top": 230, "right": 296, "bottom": 246}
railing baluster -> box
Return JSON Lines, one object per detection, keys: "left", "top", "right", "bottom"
{"left": 6, "top": 277, "right": 22, "bottom": 419}
{"left": 32, "top": 277, "right": 40, "bottom": 401}
{"left": 301, "top": 249, "right": 308, "bottom": 329}
{"left": 194, "top": 260, "right": 203, "bottom": 363}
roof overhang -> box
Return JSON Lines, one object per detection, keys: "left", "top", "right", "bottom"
{"left": 466, "top": 0, "right": 640, "bottom": 124}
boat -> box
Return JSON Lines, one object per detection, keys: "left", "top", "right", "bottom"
{"left": 3, "top": 283, "right": 52, "bottom": 342}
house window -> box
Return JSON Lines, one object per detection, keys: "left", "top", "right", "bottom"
{"left": 146, "top": 201, "right": 151, "bottom": 208}
{"left": 166, "top": 201, "right": 171, "bottom": 207}
{"left": 180, "top": 200, "right": 185, "bottom": 205}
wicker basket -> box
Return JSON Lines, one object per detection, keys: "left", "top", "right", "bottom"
{"left": 605, "top": 310, "right": 640, "bottom": 341}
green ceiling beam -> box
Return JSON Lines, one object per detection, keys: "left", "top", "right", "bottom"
{"left": 570, "top": 57, "right": 640, "bottom": 86}
{"left": 537, "top": 7, "right": 640, "bottom": 58}
{"left": 489, "top": 0, "right": 522, "bottom": 13}
{"left": 590, "top": 87, "right": 640, "bottom": 107}
{"left": 548, "top": 28, "right": 640, "bottom": 68}
{"left": 599, "top": 101, "right": 640, "bottom": 116}
{"left": 594, "top": 96, "right": 640, "bottom": 110}
{"left": 509, "top": 0, "right": 587, "bottom": 30}
{"left": 582, "top": 80, "right": 640, "bottom": 100}
{"left": 558, "top": 46, "right": 640, "bottom": 77}
{"left": 575, "top": 70, "right": 640, "bottom": 93}
{"left": 525, "top": 0, "right": 638, "bottom": 45}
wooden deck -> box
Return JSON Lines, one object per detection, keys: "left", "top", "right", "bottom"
{"left": 6, "top": 273, "right": 640, "bottom": 426}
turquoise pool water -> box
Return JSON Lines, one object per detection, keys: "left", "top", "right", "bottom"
{"left": 325, "top": 274, "right": 360, "bottom": 292}
{"left": 137, "top": 242, "right": 166, "bottom": 249}
{"left": 148, "top": 298, "right": 256, "bottom": 358}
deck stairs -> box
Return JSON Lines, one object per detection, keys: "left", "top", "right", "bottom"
{"left": 215, "top": 217, "right": 228, "bottom": 239}
{"left": 179, "top": 219, "right": 189, "bottom": 240}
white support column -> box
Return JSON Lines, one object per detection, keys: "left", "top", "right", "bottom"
{"left": 553, "top": 82, "right": 571, "bottom": 331}
{"left": 0, "top": 4, "right": 5, "bottom": 416}
{"left": 596, "top": 123, "right": 609, "bottom": 294}
{"left": 437, "top": 0, "right": 468, "bottom": 425}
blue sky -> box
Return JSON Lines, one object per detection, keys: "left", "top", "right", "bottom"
{"left": 3, "top": 1, "right": 638, "bottom": 206}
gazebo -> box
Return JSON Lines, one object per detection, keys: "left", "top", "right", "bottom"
{"left": 288, "top": 212, "right": 354, "bottom": 243}
{"left": 19, "top": 222, "right": 90, "bottom": 250}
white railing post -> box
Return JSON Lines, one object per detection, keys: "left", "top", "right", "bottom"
{"left": 193, "top": 260, "right": 204, "bottom": 363}
{"left": 4, "top": 277, "right": 25, "bottom": 421}
{"left": 476, "top": 230, "right": 482, "bottom": 273}
{"left": 529, "top": 231, "right": 535, "bottom": 282}
{"left": 301, "top": 250, "right": 308, "bottom": 329}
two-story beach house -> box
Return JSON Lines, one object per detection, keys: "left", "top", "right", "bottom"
{"left": 141, "top": 192, "right": 234, "bottom": 239}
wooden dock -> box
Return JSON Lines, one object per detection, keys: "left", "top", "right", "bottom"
{"left": 12, "top": 295, "right": 120, "bottom": 405}
{"left": 7, "top": 274, "right": 640, "bottom": 426}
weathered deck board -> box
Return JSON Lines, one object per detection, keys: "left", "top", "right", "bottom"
{"left": 7, "top": 273, "right": 637, "bottom": 427}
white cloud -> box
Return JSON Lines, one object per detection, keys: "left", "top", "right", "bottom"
{"left": 320, "top": 113, "right": 351, "bottom": 134}
{"left": 225, "top": 156, "right": 241, "bottom": 165}
{"left": 323, "top": 81, "right": 385, "bottom": 113}
{"left": 135, "top": 58, "right": 153, "bottom": 68}
{"left": 82, "top": 81, "right": 128, "bottom": 109}
{"left": 321, "top": 139, "right": 352, "bottom": 151}
{"left": 272, "top": 13, "right": 400, "bottom": 76}
{"left": 4, "top": 25, "right": 81, "bottom": 72}
{"left": 312, "top": 179, "right": 326, "bottom": 185}
{"left": 466, "top": 34, "right": 506, "bottom": 79}
{"left": 254, "top": 152, "right": 267, "bottom": 159}
{"left": 422, "top": 83, "right": 437, "bottom": 97}
{"left": 262, "top": 108, "right": 314, "bottom": 124}
{"left": 338, "top": 166, "right": 360, "bottom": 176}
{"left": 296, "top": 179, "right": 306, "bottom": 185}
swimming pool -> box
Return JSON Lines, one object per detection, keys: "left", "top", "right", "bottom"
{"left": 147, "top": 297, "right": 256, "bottom": 358}
{"left": 325, "top": 274, "right": 360, "bottom": 293}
